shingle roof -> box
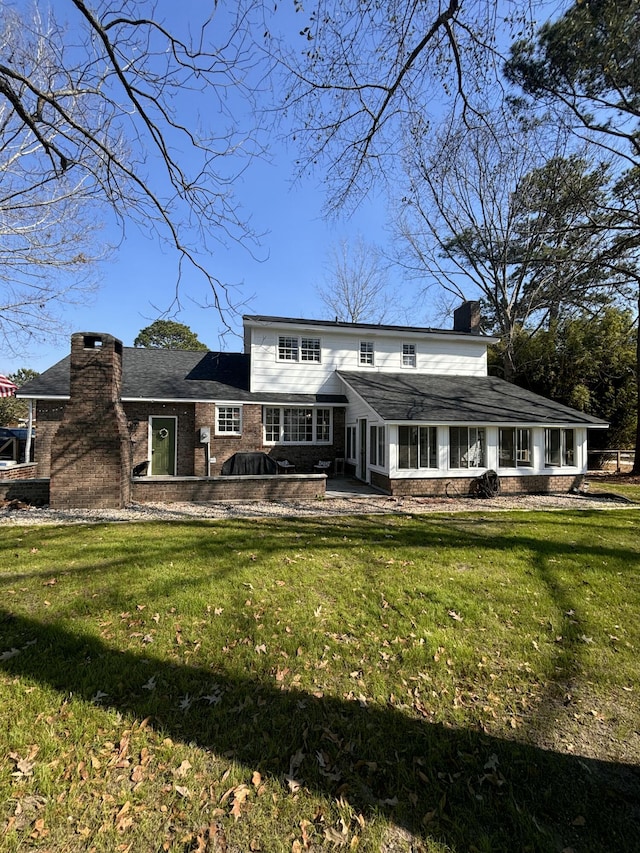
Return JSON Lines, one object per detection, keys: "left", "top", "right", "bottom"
{"left": 338, "top": 371, "right": 608, "bottom": 427}
{"left": 243, "top": 314, "right": 497, "bottom": 340}
{"left": 18, "top": 348, "right": 347, "bottom": 405}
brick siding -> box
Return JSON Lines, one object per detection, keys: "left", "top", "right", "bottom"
{"left": 370, "top": 471, "right": 584, "bottom": 496}
{"left": 0, "top": 477, "right": 49, "bottom": 504}
{"left": 132, "top": 474, "right": 326, "bottom": 502}
{"left": 49, "top": 333, "right": 131, "bottom": 509}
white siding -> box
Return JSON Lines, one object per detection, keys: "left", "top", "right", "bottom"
{"left": 246, "top": 323, "right": 489, "bottom": 393}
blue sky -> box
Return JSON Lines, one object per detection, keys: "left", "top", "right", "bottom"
{"left": 1, "top": 0, "right": 423, "bottom": 377}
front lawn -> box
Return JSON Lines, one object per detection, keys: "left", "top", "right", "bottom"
{"left": 1, "top": 510, "right": 639, "bottom": 852}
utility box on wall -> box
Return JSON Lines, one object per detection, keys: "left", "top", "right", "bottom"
{"left": 199, "top": 426, "right": 211, "bottom": 444}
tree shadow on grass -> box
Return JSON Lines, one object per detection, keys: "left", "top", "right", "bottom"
{"left": 2, "top": 608, "right": 639, "bottom": 853}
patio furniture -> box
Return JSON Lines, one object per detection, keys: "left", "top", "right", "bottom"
{"left": 314, "top": 460, "right": 332, "bottom": 475}
{"left": 222, "top": 452, "right": 278, "bottom": 475}
{"left": 276, "top": 459, "right": 296, "bottom": 474}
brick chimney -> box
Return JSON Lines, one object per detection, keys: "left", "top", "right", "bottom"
{"left": 453, "top": 300, "right": 481, "bottom": 334}
{"left": 49, "top": 333, "right": 131, "bottom": 509}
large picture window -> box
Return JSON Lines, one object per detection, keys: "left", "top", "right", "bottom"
{"left": 398, "top": 426, "right": 438, "bottom": 469}
{"left": 264, "top": 407, "right": 332, "bottom": 444}
{"left": 499, "top": 428, "right": 531, "bottom": 467}
{"left": 449, "top": 427, "right": 485, "bottom": 468}
{"left": 545, "top": 428, "right": 575, "bottom": 467}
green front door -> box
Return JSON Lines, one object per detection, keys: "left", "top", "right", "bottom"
{"left": 151, "top": 417, "right": 176, "bottom": 475}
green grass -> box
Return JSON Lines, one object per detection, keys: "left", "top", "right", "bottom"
{"left": 587, "top": 475, "right": 640, "bottom": 502}
{"left": 1, "top": 510, "right": 639, "bottom": 852}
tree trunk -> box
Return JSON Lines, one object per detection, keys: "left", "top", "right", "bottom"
{"left": 632, "top": 287, "right": 640, "bottom": 475}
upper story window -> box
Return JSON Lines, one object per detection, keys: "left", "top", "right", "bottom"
{"left": 359, "top": 340, "right": 374, "bottom": 366}
{"left": 278, "top": 335, "right": 321, "bottom": 362}
{"left": 402, "top": 343, "right": 416, "bottom": 368}
{"left": 301, "top": 337, "right": 321, "bottom": 362}
{"left": 216, "top": 406, "right": 242, "bottom": 435}
{"left": 545, "top": 428, "right": 575, "bottom": 467}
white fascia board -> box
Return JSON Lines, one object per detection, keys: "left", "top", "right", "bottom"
{"left": 391, "top": 419, "right": 608, "bottom": 429}
{"left": 244, "top": 315, "right": 498, "bottom": 345}
{"left": 16, "top": 393, "right": 68, "bottom": 401}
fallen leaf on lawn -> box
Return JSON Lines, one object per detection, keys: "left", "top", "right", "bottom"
{"left": 114, "top": 801, "right": 133, "bottom": 833}
{"left": 9, "top": 747, "right": 38, "bottom": 778}
{"left": 230, "top": 784, "right": 251, "bottom": 820}
{"left": 175, "top": 785, "right": 192, "bottom": 799}
{"left": 131, "top": 765, "right": 145, "bottom": 784}
{"left": 255, "top": 643, "right": 267, "bottom": 654}
{"left": 42, "top": 577, "right": 56, "bottom": 585}
{"left": 572, "top": 815, "right": 586, "bottom": 826}
{"left": 173, "top": 759, "right": 192, "bottom": 778}
{"left": 252, "top": 771, "right": 262, "bottom": 788}
{"left": 141, "top": 676, "right": 157, "bottom": 691}
{"left": 448, "top": 610, "right": 463, "bottom": 621}
{"left": 324, "top": 826, "right": 348, "bottom": 846}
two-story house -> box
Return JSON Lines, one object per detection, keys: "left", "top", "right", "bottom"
{"left": 17, "top": 304, "right": 607, "bottom": 507}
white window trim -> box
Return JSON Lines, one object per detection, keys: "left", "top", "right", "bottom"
{"left": 397, "top": 425, "right": 439, "bottom": 471}
{"left": 448, "top": 426, "right": 486, "bottom": 469}
{"left": 544, "top": 428, "right": 576, "bottom": 468}
{"left": 346, "top": 424, "right": 357, "bottom": 461}
{"left": 359, "top": 340, "right": 375, "bottom": 366}
{"left": 215, "top": 405, "right": 243, "bottom": 436}
{"left": 498, "top": 427, "right": 533, "bottom": 469}
{"left": 369, "top": 424, "right": 386, "bottom": 469}
{"left": 263, "top": 406, "right": 333, "bottom": 445}
{"left": 276, "top": 334, "right": 322, "bottom": 363}
{"left": 401, "top": 342, "right": 417, "bottom": 368}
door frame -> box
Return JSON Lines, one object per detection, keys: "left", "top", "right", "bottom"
{"left": 149, "top": 416, "right": 177, "bottom": 476}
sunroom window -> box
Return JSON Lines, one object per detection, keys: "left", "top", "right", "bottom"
{"left": 449, "top": 427, "right": 485, "bottom": 468}
{"left": 370, "top": 425, "right": 386, "bottom": 467}
{"left": 499, "top": 428, "right": 531, "bottom": 467}
{"left": 545, "top": 428, "right": 575, "bottom": 467}
{"left": 398, "top": 426, "right": 438, "bottom": 469}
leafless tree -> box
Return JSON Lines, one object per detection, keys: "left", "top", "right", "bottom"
{"left": 394, "top": 110, "right": 637, "bottom": 379}
{"left": 0, "top": 1, "right": 266, "bottom": 350}
{"left": 271, "top": 0, "right": 537, "bottom": 213}
{"left": 316, "top": 235, "right": 399, "bottom": 323}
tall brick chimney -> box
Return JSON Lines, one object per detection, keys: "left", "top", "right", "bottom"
{"left": 453, "top": 300, "right": 481, "bottom": 334}
{"left": 49, "top": 333, "right": 131, "bottom": 509}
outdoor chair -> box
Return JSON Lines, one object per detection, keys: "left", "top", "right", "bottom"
{"left": 313, "top": 460, "right": 332, "bottom": 475}
{"left": 276, "top": 459, "right": 296, "bottom": 474}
